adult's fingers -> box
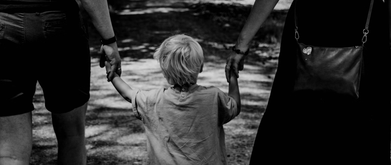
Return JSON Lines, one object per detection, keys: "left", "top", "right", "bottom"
{"left": 231, "top": 59, "right": 239, "bottom": 78}
{"left": 99, "top": 45, "right": 106, "bottom": 68}
{"left": 107, "top": 65, "right": 115, "bottom": 82}
{"left": 105, "top": 61, "right": 111, "bottom": 81}
{"left": 225, "top": 55, "right": 243, "bottom": 82}
{"left": 107, "top": 63, "right": 120, "bottom": 82}
{"left": 238, "top": 57, "right": 245, "bottom": 71}
{"left": 105, "top": 61, "right": 111, "bottom": 73}
{"left": 115, "top": 62, "right": 122, "bottom": 76}
{"left": 100, "top": 45, "right": 114, "bottom": 68}
{"left": 99, "top": 53, "right": 106, "bottom": 68}
{"left": 102, "top": 45, "right": 114, "bottom": 57}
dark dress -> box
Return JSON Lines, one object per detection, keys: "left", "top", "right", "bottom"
{"left": 249, "top": 0, "right": 390, "bottom": 164}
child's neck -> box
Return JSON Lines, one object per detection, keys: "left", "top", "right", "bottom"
{"left": 173, "top": 83, "right": 195, "bottom": 92}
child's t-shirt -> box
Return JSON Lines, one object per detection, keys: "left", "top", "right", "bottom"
{"left": 130, "top": 84, "right": 238, "bottom": 165}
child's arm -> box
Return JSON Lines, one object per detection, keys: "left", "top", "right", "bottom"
{"left": 228, "top": 69, "right": 241, "bottom": 115}
{"left": 110, "top": 73, "right": 136, "bottom": 103}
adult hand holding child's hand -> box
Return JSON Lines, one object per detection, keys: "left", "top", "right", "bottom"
{"left": 100, "top": 44, "right": 122, "bottom": 81}
{"left": 225, "top": 50, "right": 245, "bottom": 83}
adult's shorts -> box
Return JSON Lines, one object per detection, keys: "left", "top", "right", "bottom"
{"left": 0, "top": 10, "right": 90, "bottom": 116}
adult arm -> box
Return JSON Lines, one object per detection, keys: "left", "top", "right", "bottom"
{"left": 79, "top": 0, "right": 121, "bottom": 81}
{"left": 225, "top": 0, "right": 279, "bottom": 82}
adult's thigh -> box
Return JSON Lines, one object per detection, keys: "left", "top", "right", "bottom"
{"left": 37, "top": 10, "right": 90, "bottom": 114}
{"left": 0, "top": 112, "right": 32, "bottom": 165}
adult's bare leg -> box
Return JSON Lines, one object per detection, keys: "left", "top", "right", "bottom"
{"left": 0, "top": 112, "right": 32, "bottom": 165}
{"left": 51, "top": 103, "right": 87, "bottom": 165}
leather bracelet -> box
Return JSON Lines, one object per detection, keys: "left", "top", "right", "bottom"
{"left": 231, "top": 46, "right": 249, "bottom": 56}
{"left": 101, "top": 36, "right": 117, "bottom": 45}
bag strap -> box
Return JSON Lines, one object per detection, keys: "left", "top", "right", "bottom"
{"left": 362, "top": 0, "right": 374, "bottom": 44}
{"left": 294, "top": 0, "right": 374, "bottom": 45}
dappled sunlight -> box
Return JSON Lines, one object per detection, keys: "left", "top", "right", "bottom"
{"left": 85, "top": 125, "right": 111, "bottom": 138}
{"left": 30, "top": 142, "right": 57, "bottom": 164}
{"left": 116, "top": 133, "right": 145, "bottom": 145}
{"left": 118, "top": 8, "right": 189, "bottom": 15}
{"left": 90, "top": 41, "right": 159, "bottom": 63}
{"left": 111, "top": 0, "right": 291, "bottom": 10}
{"left": 199, "top": 0, "right": 292, "bottom": 10}
{"left": 199, "top": 61, "right": 274, "bottom": 106}
{"left": 193, "top": 37, "right": 233, "bottom": 50}
{"left": 33, "top": 125, "right": 56, "bottom": 139}
{"left": 86, "top": 127, "right": 146, "bottom": 164}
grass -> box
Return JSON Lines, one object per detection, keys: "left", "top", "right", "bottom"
{"left": 30, "top": 2, "right": 287, "bottom": 164}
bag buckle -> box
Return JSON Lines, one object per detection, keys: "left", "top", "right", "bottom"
{"left": 362, "top": 29, "right": 369, "bottom": 44}
{"left": 295, "top": 28, "right": 300, "bottom": 41}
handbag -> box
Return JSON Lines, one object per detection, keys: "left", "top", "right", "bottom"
{"left": 293, "top": 0, "right": 374, "bottom": 99}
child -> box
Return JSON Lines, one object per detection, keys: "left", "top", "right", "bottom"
{"left": 107, "top": 34, "right": 241, "bottom": 165}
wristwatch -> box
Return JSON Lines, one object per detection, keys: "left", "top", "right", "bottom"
{"left": 101, "top": 36, "right": 117, "bottom": 45}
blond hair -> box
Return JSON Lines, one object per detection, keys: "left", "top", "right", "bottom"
{"left": 154, "top": 34, "right": 204, "bottom": 86}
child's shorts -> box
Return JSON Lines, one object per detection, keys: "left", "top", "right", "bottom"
{"left": 0, "top": 11, "right": 90, "bottom": 116}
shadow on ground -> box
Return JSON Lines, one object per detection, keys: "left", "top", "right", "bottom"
{"left": 30, "top": 1, "right": 287, "bottom": 165}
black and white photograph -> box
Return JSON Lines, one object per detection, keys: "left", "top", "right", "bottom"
{"left": 0, "top": 0, "right": 389, "bottom": 164}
